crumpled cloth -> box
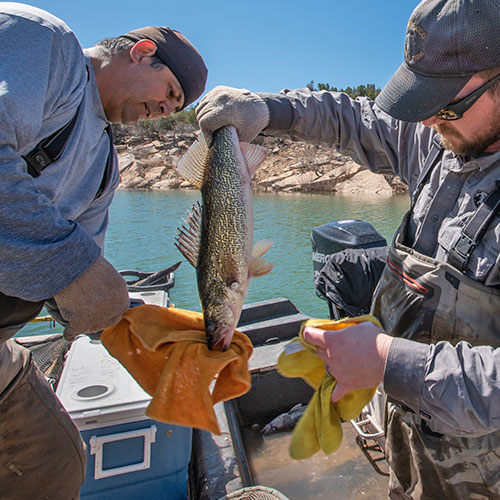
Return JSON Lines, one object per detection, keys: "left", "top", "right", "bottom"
{"left": 101, "top": 305, "right": 253, "bottom": 434}
{"left": 277, "top": 315, "right": 381, "bottom": 459}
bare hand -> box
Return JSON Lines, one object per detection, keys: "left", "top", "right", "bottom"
{"left": 302, "top": 322, "right": 393, "bottom": 402}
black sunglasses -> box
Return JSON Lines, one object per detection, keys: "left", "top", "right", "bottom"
{"left": 435, "top": 73, "right": 500, "bottom": 121}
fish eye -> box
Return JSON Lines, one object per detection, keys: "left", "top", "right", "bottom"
{"left": 206, "top": 320, "right": 217, "bottom": 334}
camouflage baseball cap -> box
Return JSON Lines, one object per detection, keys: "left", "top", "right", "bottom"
{"left": 375, "top": 0, "right": 500, "bottom": 122}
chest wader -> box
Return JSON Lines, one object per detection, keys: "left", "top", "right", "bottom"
{"left": 371, "top": 140, "right": 500, "bottom": 500}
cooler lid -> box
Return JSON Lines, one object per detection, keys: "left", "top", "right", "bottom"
{"left": 56, "top": 335, "right": 151, "bottom": 426}
{"left": 129, "top": 290, "right": 169, "bottom": 307}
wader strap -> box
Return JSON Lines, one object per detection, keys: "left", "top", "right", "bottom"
{"left": 411, "top": 136, "right": 444, "bottom": 208}
{"left": 448, "top": 182, "right": 500, "bottom": 271}
{"left": 23, "top": 106, "right": 81, "bottom": 178}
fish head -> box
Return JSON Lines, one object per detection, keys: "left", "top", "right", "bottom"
{"left": 202, "top": 278, "right": 249, "bottom": 351}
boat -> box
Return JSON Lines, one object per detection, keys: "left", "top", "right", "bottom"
{"left": 16, "top": 220, "right": 391, "bottom": 500}
{"left": 192, "top": 297, "right": 389, "bottom": 500}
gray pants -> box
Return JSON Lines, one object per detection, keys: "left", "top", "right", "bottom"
{"left": 0, "top": 294, "right": 86, "bottom": 499}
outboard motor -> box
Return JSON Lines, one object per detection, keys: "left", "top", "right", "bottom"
{"left": 311, "top": 220, "right": 387, "bottom": 318}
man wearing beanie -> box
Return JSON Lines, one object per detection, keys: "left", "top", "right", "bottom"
{"left": 197, "top": 0, "right": 500, "bottom": 498}
{"left": 0, "top": 3, "right": 206, "bottom": 498}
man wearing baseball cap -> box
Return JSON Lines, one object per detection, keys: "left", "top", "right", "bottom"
{"left": 197, "top": 0, "right": 500, "bottom": 497}
{"left": 0, "top": 3, "right": 206, "bottom": 498}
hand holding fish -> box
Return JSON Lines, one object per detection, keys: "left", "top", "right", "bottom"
{"left": 303, "top": 322, "right": 394, "bottom": 402}
{"left": 196, "top": 86, "right": 270, "bottom": 144}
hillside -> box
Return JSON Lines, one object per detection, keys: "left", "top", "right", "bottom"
{"left": 114, "top": 126, "right": 407, "bottom": 195}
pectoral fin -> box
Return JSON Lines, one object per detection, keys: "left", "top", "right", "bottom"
{"left": 240, "top": 142, "right": 267, "bottom": 177}
{"left": 252, "top": 240, "right": 274, "bottom": 258}
{"left": 249, "top": 240, "right": 274, "bottom": 278}
{"left": 175, "top": 202, "right": 202, "bottom": 267}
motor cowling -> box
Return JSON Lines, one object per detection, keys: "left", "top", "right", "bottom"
{"left": 311, "top": 220, "right": 386, "bottom": 282}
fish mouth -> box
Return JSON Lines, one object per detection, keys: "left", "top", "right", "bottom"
{"left": 205, "top": 321, "right": 235, "bottom": 351}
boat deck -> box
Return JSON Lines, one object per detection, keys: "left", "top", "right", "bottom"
{"left": 191, "top": 298, "right": 390, "bottom": 500}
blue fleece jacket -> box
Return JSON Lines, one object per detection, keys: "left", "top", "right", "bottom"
{"left": 0, "top": 2, "right": 119, "bottom": 301}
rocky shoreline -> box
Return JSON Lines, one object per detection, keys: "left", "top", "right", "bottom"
{"left": 115, "top": 128, "right": 407, "bottom": 195}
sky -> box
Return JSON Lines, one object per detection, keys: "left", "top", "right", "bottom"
{"left": 25, "top": 0, "right": 420, "bottom": 99}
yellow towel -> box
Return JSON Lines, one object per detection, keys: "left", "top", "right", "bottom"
{"left": 277, "top": 315, "right": 381, "bottom": 459}
{"left": 101, "top": 305, "right": 253, "bottom": 435}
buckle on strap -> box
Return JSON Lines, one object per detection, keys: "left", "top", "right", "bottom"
{"left": 448, "top": 233, "right": 476, "bottom": 271}
{"left": 448, "top": 186, "right": 500, "bottom": 272}
{"left": 23, "top": 147, "right": 52, "bottom": 178}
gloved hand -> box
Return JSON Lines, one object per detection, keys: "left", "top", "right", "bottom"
{"left": 196, "top": 86, "right": 270, "bottom": 144}
{"left": 53, "top": 256, "right": 129, "bottom": 340}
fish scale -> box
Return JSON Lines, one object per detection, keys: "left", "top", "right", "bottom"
{"left": 176, "top": 126, "right": 273, "bottom": 350}
{"left": 198, "top": 129, "right": 250, "bottom": 341}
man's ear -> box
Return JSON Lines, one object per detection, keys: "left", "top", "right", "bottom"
{"left": 129, "top": 39, "right": 157, "bottom": 64}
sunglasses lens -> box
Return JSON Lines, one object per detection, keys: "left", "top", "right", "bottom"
{"left": 435, "top": 108, "right": 459, "bottom": 121}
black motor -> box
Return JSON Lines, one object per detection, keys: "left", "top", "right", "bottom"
{"left": 311, "top": 220, "right": 388, "bottom": 318}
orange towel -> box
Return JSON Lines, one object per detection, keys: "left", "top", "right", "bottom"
{"left": 101, "top": 305, "right": 253, "bottom": 434}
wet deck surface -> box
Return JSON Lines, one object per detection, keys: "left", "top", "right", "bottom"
{"left": 241, "top": 422, "right": 389, "bottom": 500}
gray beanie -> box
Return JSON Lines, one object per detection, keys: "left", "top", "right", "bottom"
{"left": 121, "top": 27, "right": 207, "bottom": 109}
{"left": 376, "top": 0, "right": 500, "bottom": 122}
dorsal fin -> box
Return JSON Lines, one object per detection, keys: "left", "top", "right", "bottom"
{"left": 175, "top": 202, "right": 202, "bottom": 267}
{"left": 240, "top": 142, "right": 267, "bottom": 177}
{"left": 177, "top": 137, "right": 208, "bottom": 189}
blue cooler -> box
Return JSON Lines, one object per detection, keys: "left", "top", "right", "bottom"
{"left": 56, "top": 335, "right": 192, "bottom": 500}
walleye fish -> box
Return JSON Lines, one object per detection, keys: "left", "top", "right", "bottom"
{"left": 261, "top": 404, "right": 306, "bottom": 435}
{"left": 175, "top": 126, "right": 273, "bottom": 350}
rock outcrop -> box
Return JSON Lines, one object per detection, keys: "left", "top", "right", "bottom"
{"left": 115, "top": 128, "right": 407, "bottom": 195}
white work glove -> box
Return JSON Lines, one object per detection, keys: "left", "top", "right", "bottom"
{"left": 196, "top": 86, "right": 270, "bottom": 144}
{"left": 53, "top": 256, "right": 129, "bottom": 340}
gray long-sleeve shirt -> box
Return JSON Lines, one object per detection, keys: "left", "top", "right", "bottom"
{"left": 259, "top": 88, "right": 500, "bottom": 436}
{"left": 0, "top": 3, "right": 119, "bottom": 301}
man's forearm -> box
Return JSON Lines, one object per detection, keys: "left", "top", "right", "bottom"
{"left": 384, "top": 338, "right": 500, "bottom": 437}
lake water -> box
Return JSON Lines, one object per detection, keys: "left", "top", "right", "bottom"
{"left": 18, "top": 190, "right": 409, "bottom": 336}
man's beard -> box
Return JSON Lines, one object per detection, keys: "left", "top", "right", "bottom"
{"left": 432, "top": 117, "right": 500, "bottom": 157}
